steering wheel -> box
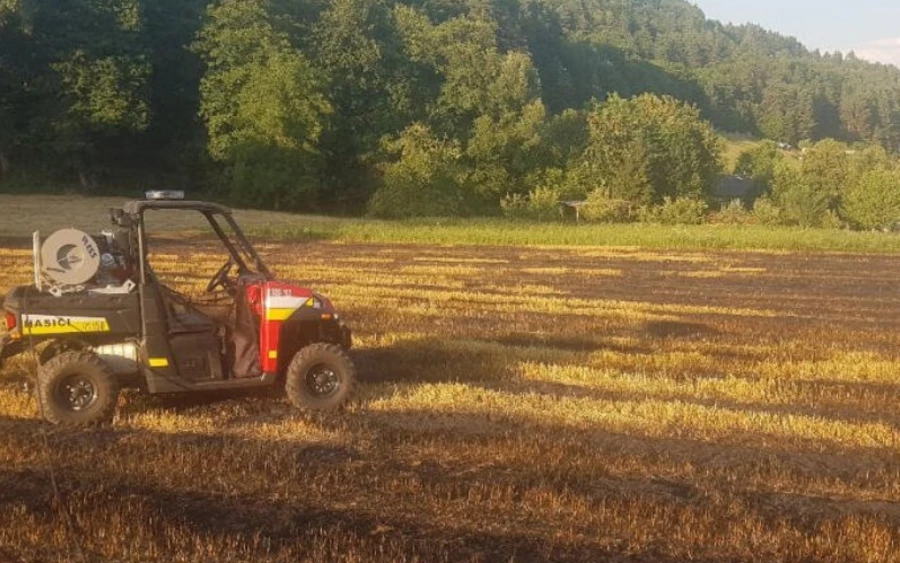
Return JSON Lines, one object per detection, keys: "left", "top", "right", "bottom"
{"left": 206, "top": 259, "right": 234, "bottom": 293}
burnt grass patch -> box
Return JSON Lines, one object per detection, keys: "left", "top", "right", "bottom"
{"left": 1, "top": 242, "right": 899, "bottom": 562}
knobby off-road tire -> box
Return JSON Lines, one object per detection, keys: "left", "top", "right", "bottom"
{"left": 285, "top": 343, "right": 356, "bottom": 412}
{"left": 38, "top": 339, "right": 87, "bottom": 365}
{"left": 37, "top": 351, "right": 120, "bottom": 426}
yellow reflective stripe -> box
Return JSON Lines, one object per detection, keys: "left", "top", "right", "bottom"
{"left": 266, "top": 308, "right": 297, "bottom": 322}
{"left": 267, "top": 350, "right": 278, "bottom": 360}
{"left": 267, "top": 298, "right": 321, "bottom": 321}
{"left": 148, "top": 358, "right": 169, "bottom": 368}
{"left": 22, "top": 319, "right": 110, "bottom": 335}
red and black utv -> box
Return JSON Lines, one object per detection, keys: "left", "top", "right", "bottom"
{"left": 0, "top": 192, "right": 355, "bottom": 425}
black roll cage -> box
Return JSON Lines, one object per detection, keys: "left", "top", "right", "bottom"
{"left": 122, "top": 200, "right": 274, "bottom": 285}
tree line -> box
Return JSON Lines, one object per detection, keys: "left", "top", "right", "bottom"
{"left": 2, "top": 0, "right": 900, "bottom": 221}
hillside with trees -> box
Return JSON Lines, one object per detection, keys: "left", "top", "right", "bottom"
{"left": 2, "top": 0, "right": 900, "bottom": 224}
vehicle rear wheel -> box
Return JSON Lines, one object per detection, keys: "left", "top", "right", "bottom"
{"left": 37, "top": 351, "right": 119, "bottom": 426}
{"left": 39, "top": 338, "right": 87, "bottom": 365}
{"left": 285, "top": 343, "right": 355, "bottom": 411}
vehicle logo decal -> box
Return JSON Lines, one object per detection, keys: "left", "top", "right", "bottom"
{"left": 22, "top": 314, "right": 111, "bottom": 335}
{"left": 265, "top": 292, "right": 319, "bottom": 322}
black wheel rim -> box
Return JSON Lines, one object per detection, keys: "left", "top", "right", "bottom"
{"left": 55, "top": 374, "right": 98, "bottom": 412}
{"left": 305, "top": 364, "right": 340, "bottom": 397}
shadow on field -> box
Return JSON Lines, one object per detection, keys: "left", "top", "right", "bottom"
{"left": 0, "top": 416, "right": 708, "bottom": 563}
{"left": 7, "top": 328, "right": 889, "bottom": 437}
{"left": 2, "top": 412, "right": 898, "bottom": 563}
{"left": 352, "top": 407, "right": 900, "bottom": 491}
{"left": 100, "top": 379, "right": 284, "bottom": 417}
{"left": 643, "top": 320, "right": 717, "bottom": 340}
{"left": 352, "top": 337, "right": 900, "bottom": 428}
{"left": 354, "top": 339, "right": 517, "bottom": 386}
{"left": 495, "top": 332, "right": 650, "bottom": 354}
{"left": 0, "top": 470, "right": 681, "bottom": 563}
{"left": 354, "top": 335, "right": 653, "bottom": 387}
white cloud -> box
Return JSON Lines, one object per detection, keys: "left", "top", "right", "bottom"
{"left": 855, "top": 37, "right": 900, "bottom": 68}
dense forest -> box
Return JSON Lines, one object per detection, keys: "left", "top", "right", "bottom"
{"left": 2, "top": 0, "right": 900, "bottom": 220}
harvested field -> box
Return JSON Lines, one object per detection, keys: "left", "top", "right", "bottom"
{"left": 1, "top": 238, "right": 899, "bottom": 562}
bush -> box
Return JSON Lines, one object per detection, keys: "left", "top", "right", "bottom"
{"left": 369, "top": 124, "right": 465, "bottom": 218}
{"left": 800, "top": 139, "right": 852, "bottom": 207}
{"left": 581, "top": 189, "right": 638, "bottom": 223}
{"left": 710, "top": 199, "right": 752, "bottom": 225}
{"left": 228, "top": 141, "right": 319, "bottom": 210}
{"left": 820, "top": 209, "right": 845, "bottom": 230}
{"left": 733, "top": 140, "right": 782, "bottom": 191}
{"left": 751, "top": 196, "right": 784, "bottom": 226}
{"left": 771, "top": 162, "right": 829, "bottom": 227}
{"left": 501, "top": 186, "right": 560, "bottom": 221}
{"left": 842, "top": 168, "right": 900, "bottom": 230}
{"left": 581, "top": 93, "right": 722, "bottom": 204}
{"left": 640, "top": 197, "right": 708, "bottom": 225}
{"left": 197, "top": 5, "right": 330, "bottom": 211}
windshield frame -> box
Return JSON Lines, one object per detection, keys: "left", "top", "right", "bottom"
{"left": 135, "top": 207, "right": 273, "bottom": 285}
{"left": 205, "top": 210, "right": 273, "bottom": 279}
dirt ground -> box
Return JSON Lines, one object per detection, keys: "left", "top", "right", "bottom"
{"left": 0, "top": 239, "right": 898, "bottom": 562}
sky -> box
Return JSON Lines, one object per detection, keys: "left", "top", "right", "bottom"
{"left": 690, "top": 0, "right": 900, "bottom": 67}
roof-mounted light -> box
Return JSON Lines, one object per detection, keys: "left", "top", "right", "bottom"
{"left": 145, "top": 190, "right": 185, "bottom": 201}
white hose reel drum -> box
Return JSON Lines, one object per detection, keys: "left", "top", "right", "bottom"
{"left": 39, "top": 228, "right": 101, "bottom": 287}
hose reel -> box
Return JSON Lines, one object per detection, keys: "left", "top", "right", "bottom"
{"left": 34, "top": 229, "right": 102, "bottom": 295}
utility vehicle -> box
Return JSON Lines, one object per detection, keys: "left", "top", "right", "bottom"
{"left": 0, "top": 192, "right": 355, "bottom": 425}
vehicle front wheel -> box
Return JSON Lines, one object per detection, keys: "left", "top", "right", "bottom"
{"left": 37, "top": 351, "right": 120, "bottom": 426}
{"left": 285, "top": 343, "right": 355, "bottom": 412}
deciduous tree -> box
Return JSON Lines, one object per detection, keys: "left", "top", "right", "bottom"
{"left": 196, "top": 0, "right": 330, "bottom": 209}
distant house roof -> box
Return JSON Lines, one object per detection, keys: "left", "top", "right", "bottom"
{"left": 714, "top": 175, "right": 755, "bottom": 200}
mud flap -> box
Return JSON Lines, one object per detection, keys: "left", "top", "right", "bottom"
{"left": 339, "top": 323, "right": 352, "bottom": 350}
{"left": 0, "top": 335, "right": 25, "bottom": 370}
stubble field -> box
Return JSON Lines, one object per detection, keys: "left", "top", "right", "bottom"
{"left": 1, "top": 235, "right": 899, "bottom": 562}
